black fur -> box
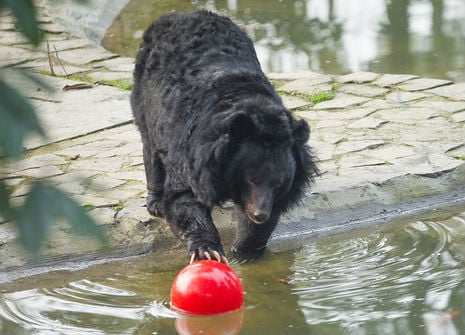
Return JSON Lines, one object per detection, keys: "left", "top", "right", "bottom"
{"left": 131, "top": 10, "right": 318, "bottom": 262}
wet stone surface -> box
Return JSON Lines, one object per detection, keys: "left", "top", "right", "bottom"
{"left": 0, "top": 1, "right": 464, "bottom": 278}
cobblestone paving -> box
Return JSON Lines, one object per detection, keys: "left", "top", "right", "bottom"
{"left": 0, "top": 1, "right": 464, "bottom": 275}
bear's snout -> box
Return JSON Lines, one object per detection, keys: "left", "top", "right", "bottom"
{"left": 249, "top": 209, "right": 270, "bottom": 224}
{"left": 245, "top": 188, "right": 272, "bottom": 224}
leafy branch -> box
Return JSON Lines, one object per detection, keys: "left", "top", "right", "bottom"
{"left": 0, "top": 0, "right": 106, "bottom": 255}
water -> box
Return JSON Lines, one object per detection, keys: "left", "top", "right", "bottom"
{"left": 101, "top": 0, "right": 465, "bottom": 82}
{"left": 1, "top": 205, "right": 465, "bottom": 334}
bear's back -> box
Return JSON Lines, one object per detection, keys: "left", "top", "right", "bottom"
{"left": 134, "top": 10, "right": 261, "bottom": 81}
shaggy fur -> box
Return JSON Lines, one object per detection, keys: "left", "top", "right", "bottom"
{"left": 131, "top": 10, "right": 318, "bottom": 262}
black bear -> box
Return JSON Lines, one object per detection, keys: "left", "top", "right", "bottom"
{"left": 131, "top": 10, "right": 318, "bottom": 263}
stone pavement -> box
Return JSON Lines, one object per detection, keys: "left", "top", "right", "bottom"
{"left": 1, "top": 2, "right": 464, "bottom": 280}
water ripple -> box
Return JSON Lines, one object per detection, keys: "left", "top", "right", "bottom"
{"left": 290, "top": 217, "right": 465, "bottom": 328}
{"left": 0, "top": 279, "right": 175, "bottom": 334}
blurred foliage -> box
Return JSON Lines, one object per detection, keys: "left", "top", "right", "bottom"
{"left": 0, "top": 0, "right": 107, "bottom": 255}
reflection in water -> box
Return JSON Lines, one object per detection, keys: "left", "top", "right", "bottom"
{"left": 0, "top": 208, "right": 465, "bottom": 334}
{"left": 102, "top": 0, "right": 465, "bottom": 81}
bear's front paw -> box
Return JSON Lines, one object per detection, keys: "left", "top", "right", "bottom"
{"left": 189, "top": 246, "right": 229, "bottom": 265}
{"left": 147, "top": 193, "right": 165, "bottom": 217}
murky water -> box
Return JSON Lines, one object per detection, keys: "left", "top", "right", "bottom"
{"left": 1, "top": 205, "right": 465, "bottom": 334}
{"left": 102, "top": 0, "right": 465, "bottom": 82}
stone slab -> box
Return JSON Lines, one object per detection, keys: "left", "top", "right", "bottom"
{"left": 313, "top": 94, "right": 371, "bottom": 110}
{"left": 373, "top": 74, "right": 418, "bottom": 87}
{"left": 281, "top": 95, "right": 312, "bottom": 110}
{"left": 398, "top": 78, "right": 452, "bottom": 91}
{"left": 55, "top": 46, "right": 117, "bottom": 64}
{"left": 339, "top": 84, "right": 389, "bottom": 98}
{"left": 337, "top": 71, "right": 380, "bottom": 84}
{"left": 427, "top": 83, "right": 465, "bottom": 101}
{"left": 278, "top": 78, "right": 333, "bottom": 96}
{"left": 6, "top": 72, "right": 132, "bottom": 149}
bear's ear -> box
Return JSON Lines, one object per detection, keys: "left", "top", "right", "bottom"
{"left": 227, "top": 112, "right": 254, "bottom": 140}
{"left": 292, "top": 119, "right": 310, "bottom": 145}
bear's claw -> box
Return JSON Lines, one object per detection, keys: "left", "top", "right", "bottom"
{"left": 189, "top": 249, "right": 228, "bottom": 265}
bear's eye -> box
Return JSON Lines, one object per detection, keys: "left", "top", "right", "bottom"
{"left": 246, "top": 177, "right": 259, "bottom": 185}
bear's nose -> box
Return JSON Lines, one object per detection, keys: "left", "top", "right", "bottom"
{"left": 251, "top": 210, "right": 269, "bottom": 223}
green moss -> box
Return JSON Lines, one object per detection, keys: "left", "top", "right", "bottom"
{"left": 98, "top": 79, "right": 133, "bottom": 91}
{"left": 310, "top": 91, "right": 335, "bottom": 104}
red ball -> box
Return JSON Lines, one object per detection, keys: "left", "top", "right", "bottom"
{"left": 170, "top": 260, "right": 244, "bottom": 315}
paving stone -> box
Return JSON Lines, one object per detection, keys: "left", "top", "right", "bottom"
{"left": 88, "top": 207, "right": 117, "bottom": 224}
{"left": 385, "top": 91, "right": 431, "bottom": 103}
{"left": 68, "top": 157, "right": 125, "bottom": 172}
{"left": 39, "top": 38, "right": 92, "bottom": 52}
{"left": 347, "top": 117, "right": 388, "bottom": 129}
{"left": 98, "top": 57, "right": 135, "bottom": 72}
{"left": 313, "top": 94, "right": 371, "bottom": 110}
{"left": 338, "top": 154, "right": 386, "bottom": 168}
{"left": 337, "top": 71, "right": 379, "bottom": 84}
{"left": 315, "top": 119, "right": 346, "bottom": 129}
{"left": 19, "top": 59, "right": 88, "bottom": 76}
{"left": 38, "top": 20, "right": 67, "bottom": 34}
{"left": 427, "top": 83, "right": 465, "bottom": 101}
{"left": 392, "top": 153, "right": 464, "bottom": 176}
{"left": 336, "top": 165, "right": 406, "bottom": 185}
{"left": 338, "top": 84, "right": 389, "bottom": 98}
{"left": 314, "top": 160, "right": 338, "bottom": 174}
{"left": 88, "top": 71, "right": 133, "bottom": 82}
{"left": 373, "top": 107, "right": 440, "bottom": 121}
{"left": 48, "top": 171, "right": 99, "bottom": 185}
{"left": 366, "top": 145, "right": 417, "bottom": 161}
{"left": 71, "top": 194, "right": 120, "bottom": 208}
{"left": 452, "top": 111, "right": 465, "bottom": 123}
{"left": 398, "top": 78, "right": 452, "bottom": 91}
{"left": 410, "top": 100, "right": 465, "bottom": 114}
{"left": 91, "top": 175, "right": 126, "bottom": 191}
{"left": 307, "top": 141, "right": 335, "bottom": 161}
{"left": 333, "top": 140, "right": 385, "bottom": 156}
{"left": 267, "top": 71, "right": 332, "bottom": 82}
{"left": 373, "top": 74, "right": 418, "bottom": 87}
{"left": 55, "top": 140, "right": 123, "bottom": 159}
{"left": 281, "top": 95, "right": 312, "bottom": 110}
{"left": 319, "top": 132, "right": 345, "bottom": 145}
{"left": 0, "top": 46, "right": 42, "bottom": 67}
{"left": 278, "top": 81, "right": 333, "bottom": 98}
{"left": 298, "top": 107, "right": 376, "bottom": 121}
{"left": 57, "top": 180, "right": 89, "bottom": 195}
{"left": 6, "top": 73, "right": 132, "bottom": 149}
{"left": 55, "top": 46, "right": 117, "bottom": 64}
{"left": 109, "top": 171, "right": 146, "bottom": 182}
{"left": 0, "top": 31, "right": 29, "bottom": 45}
{"left": 361, "top": 98, "right": 399, "bottom": 109}
{"left": 15, "top": 165, "right": 64, "bottom": 178}
{"left": 4, "top": 153, "right": 67, "bottom": 172}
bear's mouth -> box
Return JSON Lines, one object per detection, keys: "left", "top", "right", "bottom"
{"left": 245, "top": 207, "right": 270, "bottom": 224}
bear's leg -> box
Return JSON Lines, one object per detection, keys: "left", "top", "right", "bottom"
{"left": 164, "top": 192, "right": 228, "bottom": 264}
{"left": 142, "top": 141, "right": 165, "bottom": 217}
{"left": 231, "top": 209, "right": 280, "bottom": 261}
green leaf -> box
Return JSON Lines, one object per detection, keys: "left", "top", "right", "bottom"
{"left": 16, "top": 181, "right": 54, "bottom": 254}
{"left": 3, "top": 0, "right": 41, "bottom": 46}
{"left": 0, "top": 78, "right": 45, "bottom": 158}
{"left": 0, "top": 180, "right": 16, "bottom": 223}
{"left": 52, "top": 187, "right": 106, "bottom": 244}
{"left": 16, "top": 181, "right": 107, "bottom": 254}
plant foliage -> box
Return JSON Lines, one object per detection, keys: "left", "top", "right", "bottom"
{"left": 0, "top": 0, "right": 106, "bottom": 255}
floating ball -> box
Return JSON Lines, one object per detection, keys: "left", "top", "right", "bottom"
{"left": 170, "top": 260, "right": 244, "bottom": 315}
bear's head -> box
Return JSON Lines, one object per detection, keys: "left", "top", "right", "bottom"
{"left": 191, "top": 100, "right": 317, "bottom": 217}
{"left": 220, "top": 104, "right": 316, "bottom": 223}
